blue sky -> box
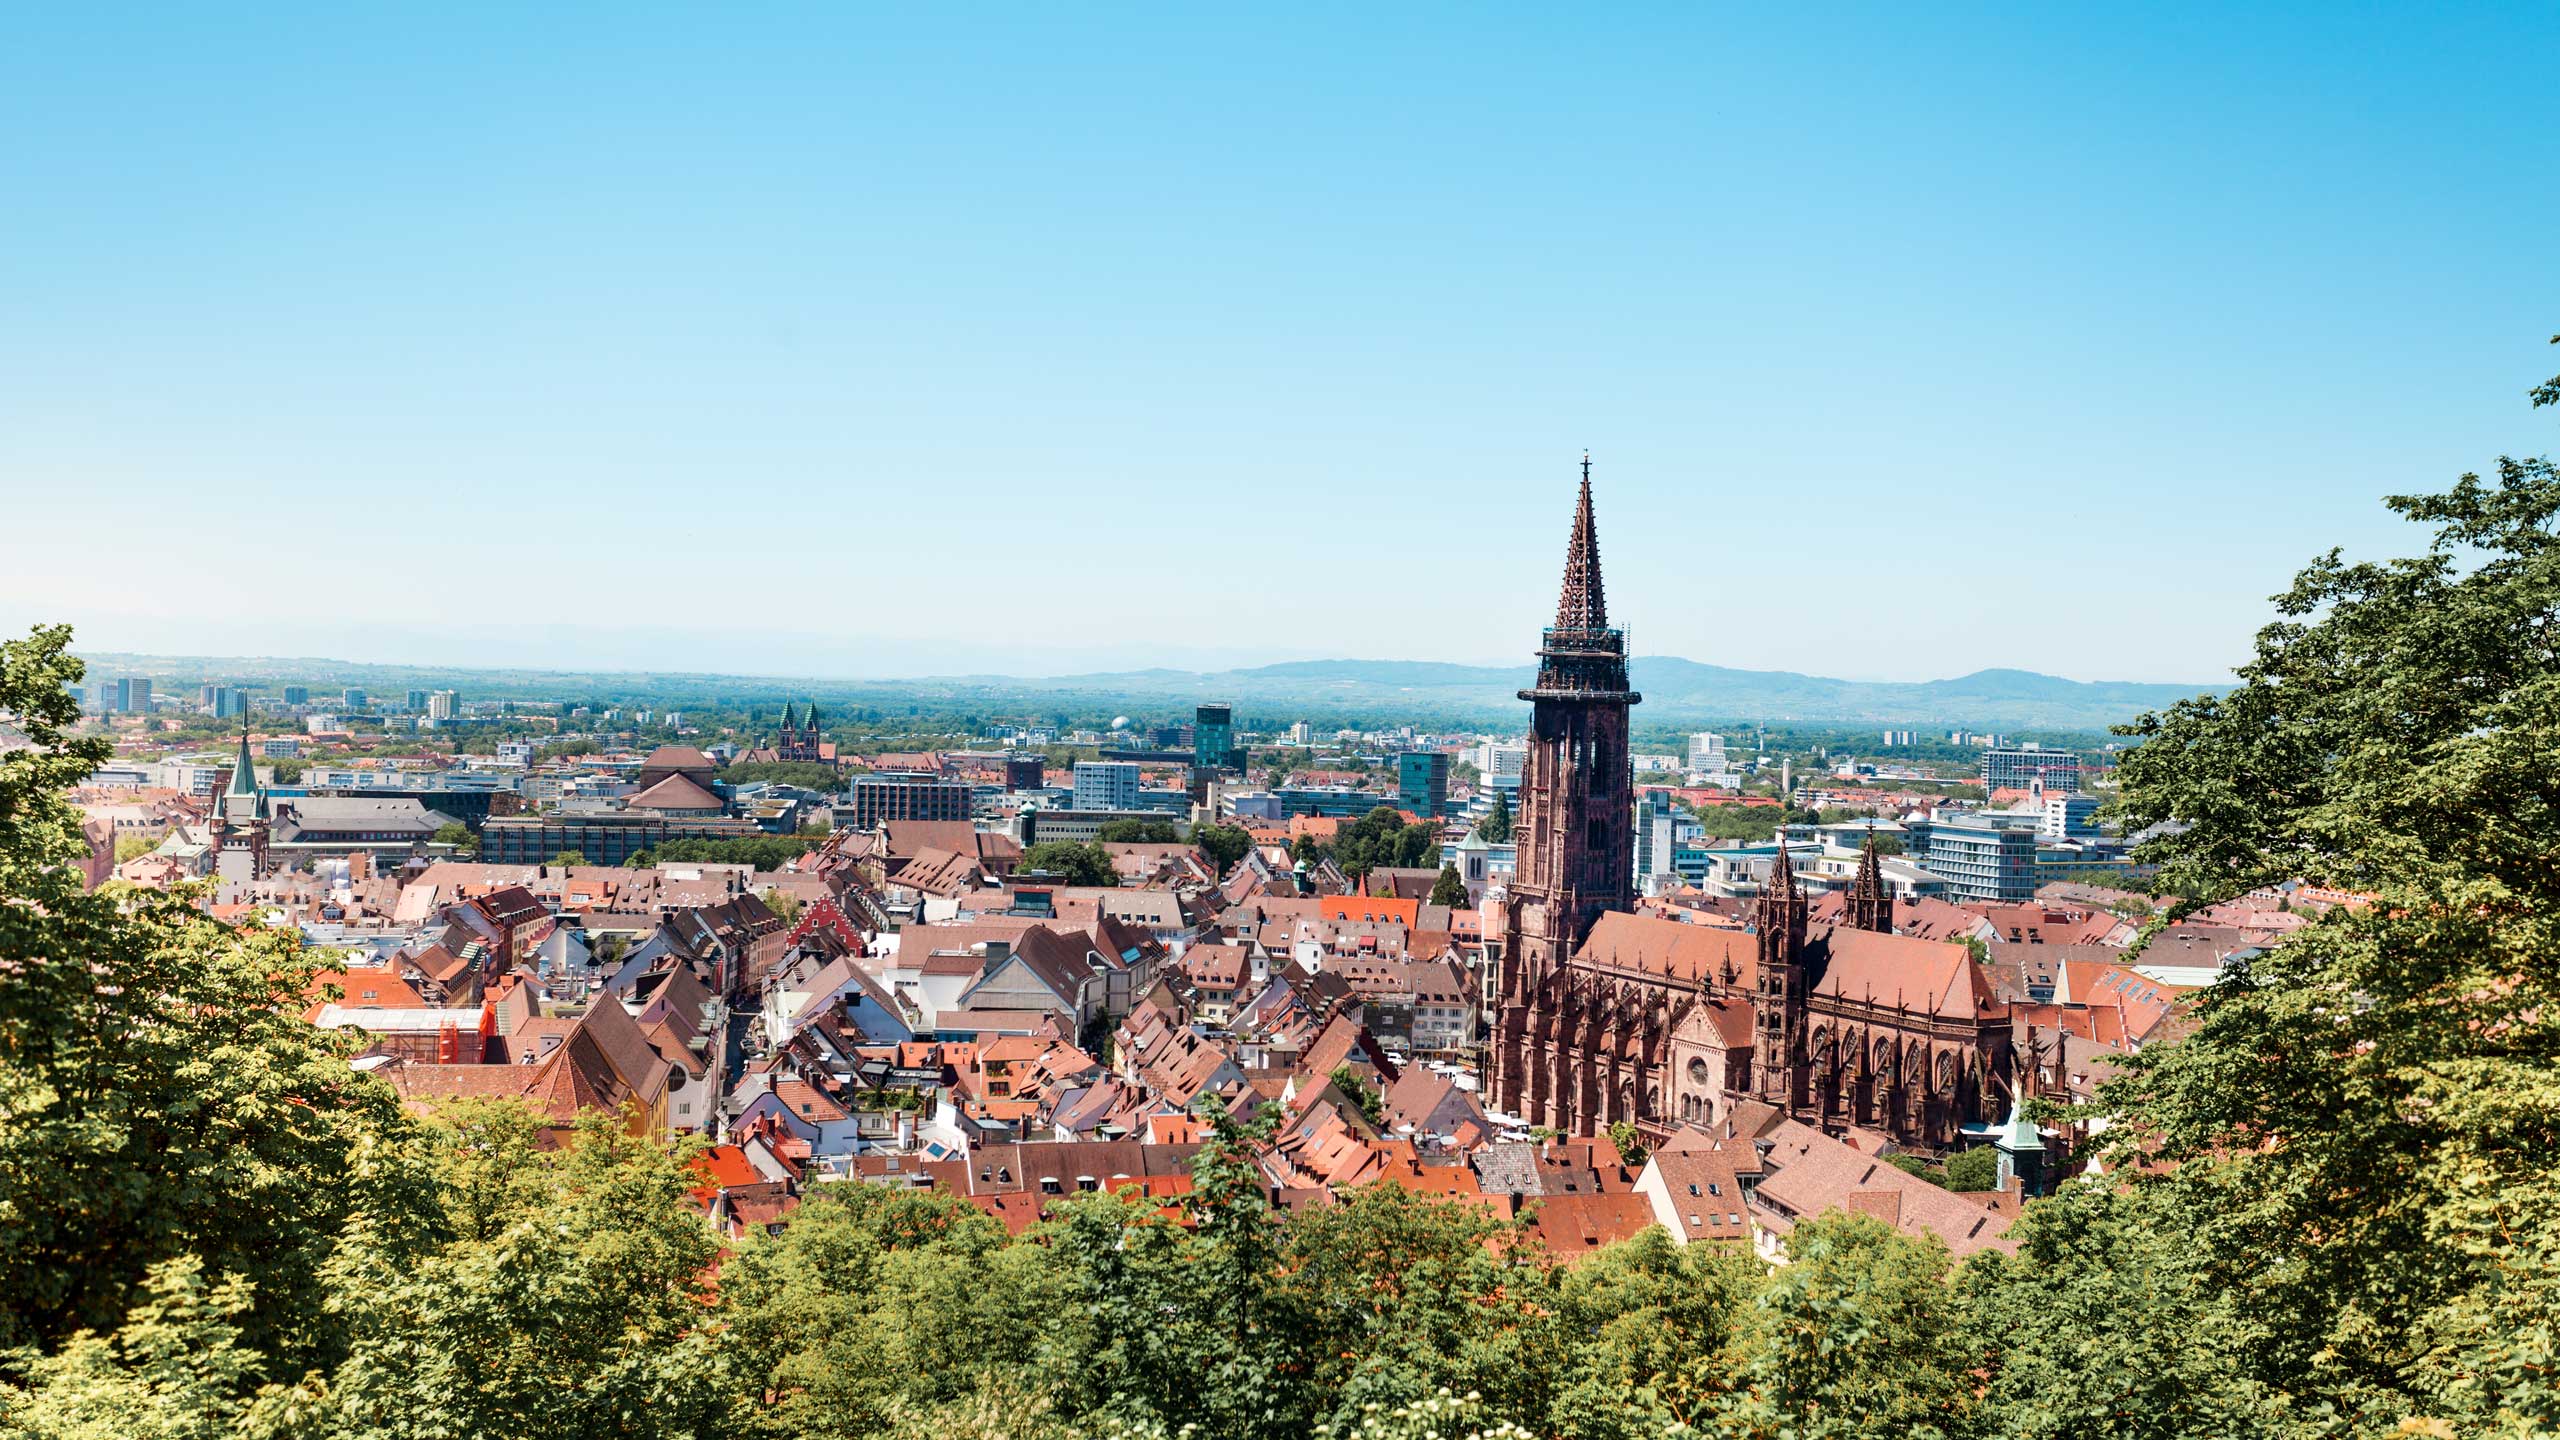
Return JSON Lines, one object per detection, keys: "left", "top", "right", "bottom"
{"left": 3, "top": 4, "right": 2553, "bottom": 683}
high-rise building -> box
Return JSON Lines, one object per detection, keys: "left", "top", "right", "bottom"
{"left": 199, "top": 684, "right": 220, "bottom": 709}
{"left": 1193, "top": 703, "right": 1236, "bottom": 772}
{"left": 426, "top": 690, "right": 459, "bottom": 722}
{"left": 1397, "top": 751, "right": 1449, "bottom": 817}
{"left": 1073, "top": 761, "right": 1141, "bottom": 813}
{"left": 213, "top": 687, "right": 250, "bottom": 719}
{"left": 1981, "top": 746, "right": 2081, "bottom": 795}
{"left": 342, "top": 688, "right": 368, "bottom": 711}
{"left": 118, "top": 678, "right": 153, "bottom": 714}
{"left": 1685, "top": 732, "right": 1728, "bottom": 772}
{"left": 282, "top": 686, "right": 309, "bottom": 706}
{"left": 1494, "top": 461, "right": 1640, "bottom": 1123}
{"left": 843, "top": 773, "right": 973, "bottom": 830}
{"left": 406, "top": 689, "right": 430, "bottom": 711}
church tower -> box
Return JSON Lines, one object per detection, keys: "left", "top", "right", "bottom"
{"left": 1846, "top": 827, "right": 1895, "bottom": 933}
{"left": 1494, "top": 457, "right": 1640, "bottom": 1123}
{"left": 1752, "top": 841, "right": 1810, "bottom": 1107}
{"left": 212, "top": 723, "right": 269, "bottom": 881}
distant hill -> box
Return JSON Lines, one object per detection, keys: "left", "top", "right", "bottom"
{"left": 961, "top": 657, "right": 2215, "bottom": 731}
{"left": 67, "top": 649, "right": 2216, "bottom": 733}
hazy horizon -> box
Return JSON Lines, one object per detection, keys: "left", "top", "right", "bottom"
{"left": 55, "top": 627, "right": 2218, "bottom": 693}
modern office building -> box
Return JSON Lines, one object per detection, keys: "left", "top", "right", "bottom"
{"left": 1899, "top": 813, "right": 2125, "bottom": 902}
{"left": 1397, "top": 751, "right": 1450, "bottom": 817}
{"left": 1193, "top": 703, "right": 1237, "bottom": 772}
{"left": 1982, "top": 746, "right": 2081, "bottom": 795}
{"left": 213, "top": 687, "right": 249, "bottom": 719}
{"left": 282, "top": 686, "right": 309, "bottom": 706}
{"left": 1019, "top": 807, "right": 1189, "bottom": 846}
{"left": 1685, "top": 732, "right": 1728, "bottom": 771}
{"left": 117, "top": 678, "right": 153, "bottom": 714}
{"left": 844, "top": 773, "right": 974, "bottom": 829}
{"left": 1272, "top": 786, "right": 1389, "bottom": 818}
{"left": 341, "top": 688, "right": 368, "bottom": 711}
{"left": 405, "top": 689, "right": 430, "bottom": 711}
{"left": 2042, "top": 792, "right": 2103, "bottom": 840}
{"left": 1073, "top": 761, "right": 1141, "bottom": 813}
{"left": 477, "top": 813, "right": 761, "bottom": 867}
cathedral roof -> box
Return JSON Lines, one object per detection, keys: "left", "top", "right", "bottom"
{"left": 1811, "top": 927, "right": 2003, "bottom": 1021}
{"left": 1571, "top": 911, "right": 1755, "bottom": 989}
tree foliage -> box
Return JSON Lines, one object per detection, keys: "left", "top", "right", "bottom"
{"left": 1321, "top": 806, "right": 1441, "bottom": 880}
{"left": 1018, "top": 841, "right": 1118, "bottom": 887}
{"left": 627, "top": 834, "right": 820, "bottom": 870}
{"left": 1093, "top": 819, "right": 1179, "bottom": 844}
{"left": 1475, "top": 791, "right": 1512, "bottom": 843}
{"left": 2095, "top": 352, "right": 2560, "bottom": 1433}
{"left": 719, "top": 761, "right": 847, "bottom": 792}
{"left": 1190, "top": 822, "right": 1254, "bottom": 875}
{"left": 1428, "top": 863, "right": 1468, "bottom": 908}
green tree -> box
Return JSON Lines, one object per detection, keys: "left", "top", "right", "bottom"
{"left": 1605, "top": 1119, "right": 1648, "bottom": 1172}
{"left": 627, "top": 835, "right": 819, "bottom": 870}
{"left": 1428, "top": 863, "right": 1468, "bottom": 908}
{"left": 302, "top": 1107, "right": 734, "bottom": 1439}
{"left": 542, "top": 849, "right": 590, "bottom": 868}
{"left": 1942, "top": 1147, "right": 1996, "bottom": 1194}
{"left": 718, "top": 761, "right": 845, "bottom": 792}
{"left": 0, "top": 1255, "right": 268, "bottom": 1440}
{"left": 1190, "top": 822, "right": 1254, "bottom": 874}
{"left": 429, "top": 821, "right": 476, "bottom": 855}
{"left": 0, "top": 624, "right": 435, "bottom": 1373}
{"left": 719, "top": 1182, "right": 1043, "bottom": 1439}
{"left": 1715, "top": 1213, "right": 1971, "bottom": 1438}
{"left": 1476, "top": 790, "right": 1513, "bottom": 843}
{"left": 2096, "top": 346, "right": 2560, "bottom": 1432}
{"left": 1094, "top": 819, "right": 1179, "bottom": 844}
{"left": 1326, "top": 806, "right": 1441, "bottom": 881}
{"left": 1018, "top": 841, "right": 1118, "bottom": 887}
{"left": 1952, "top": 1181, "right": 2284, "bottom": 1440}
{"left": 1330, "top": 1064, "right": 1385, "bottom": 1128}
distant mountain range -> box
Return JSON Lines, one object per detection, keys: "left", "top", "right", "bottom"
{"left": 69, "top": 650, "right": 2217, "bottom": 733}
{"left": 952, "top": 658, "right": 2215, "bottom": 732}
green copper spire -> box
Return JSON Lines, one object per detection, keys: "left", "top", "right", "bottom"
{"left": 228, "top": 724, "right": 259, "bottom": 797}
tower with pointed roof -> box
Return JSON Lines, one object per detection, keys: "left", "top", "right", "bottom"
{"left": 775, "top": 701, "right": 830, "bottom": 764}
{"left": 212, "top": 723, "right": 269, "bottom": 880}
{"left": 1846, "top": 827, "right": 1894, "bottom": 934}
{"left": 1494, "top": 457, "right": 1640, "bottom": 1127}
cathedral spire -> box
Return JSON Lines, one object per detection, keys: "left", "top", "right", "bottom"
{"left": 1847, "top": 824, "right": 1894, "bottom": 933}
{"left": 1552, "top": 452, "right": 1609, "bottom": 635}
{"left": 1768, "top": 837, "right": 1797, "bottom": 899}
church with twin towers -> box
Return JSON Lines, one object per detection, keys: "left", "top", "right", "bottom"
{"left": 1493, "top": 461, "right": 2019, "bottom": 1150}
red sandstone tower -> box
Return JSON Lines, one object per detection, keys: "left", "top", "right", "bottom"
{"left": 1493, "top": 457, "right": 1639, "bottom": 1127}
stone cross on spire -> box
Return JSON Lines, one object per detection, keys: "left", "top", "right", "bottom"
{"left": 1552, "top": 452, "right": 1610, "bottom": 635}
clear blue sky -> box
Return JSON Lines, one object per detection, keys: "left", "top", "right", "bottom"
{"left": 3, "top": 4, "right": 2553, "bottom": 683}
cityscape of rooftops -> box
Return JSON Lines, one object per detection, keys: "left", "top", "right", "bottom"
{"left": 2, "top": 7, "right": 2556, "bottom": 1437}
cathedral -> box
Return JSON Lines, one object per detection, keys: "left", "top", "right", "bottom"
{"left": 1491, "top": 464, "right": 2016, "bottom": 1152}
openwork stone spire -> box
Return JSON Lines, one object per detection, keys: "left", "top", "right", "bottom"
{"left": 1553, "top": 452, "right": 1610, "bottom": 635}
{"left": 1848, "top": 825, "right": 1894, "bottom": 933}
